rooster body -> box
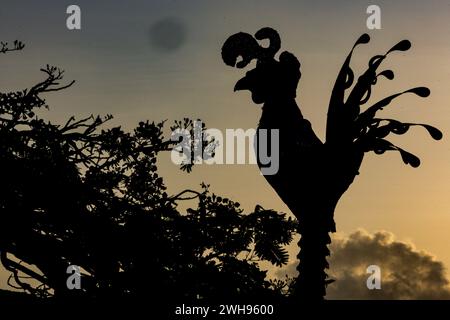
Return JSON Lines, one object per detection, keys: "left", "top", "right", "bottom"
{"left": 222, "top": 27, "right": 441, "bottom": 299}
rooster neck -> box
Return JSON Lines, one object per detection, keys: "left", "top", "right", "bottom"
{"left": 258, "top": 98, "right": 304, "bottom": 129}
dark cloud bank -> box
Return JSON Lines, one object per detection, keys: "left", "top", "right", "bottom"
{"left": 277, "top": 230, "right": 450, "bottom": 299}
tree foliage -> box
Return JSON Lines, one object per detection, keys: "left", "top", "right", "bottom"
{"left": 0, "top": 42, "right": 296, "bottom": 301}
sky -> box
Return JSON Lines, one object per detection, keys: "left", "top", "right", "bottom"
{"left": 0, "top": 0, "right": 449, "bottom": 298}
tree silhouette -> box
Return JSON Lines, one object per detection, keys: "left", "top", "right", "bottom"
{"left": 222, "top": 28, "right": 442, "bottom": 300}
{"left": 0, "top": 41, "right": 297, "bottom": 304}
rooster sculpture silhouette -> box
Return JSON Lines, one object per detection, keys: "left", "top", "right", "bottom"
{"left": 221, "top": 27, "right": 442, "bottom": 300}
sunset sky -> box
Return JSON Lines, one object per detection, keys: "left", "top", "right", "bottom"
{"left": 0, "top": 0, "right": 449, "bottom": 298}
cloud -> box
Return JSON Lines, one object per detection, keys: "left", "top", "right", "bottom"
{"left": 276, "top": 230, "right": 450, "bottom": 299}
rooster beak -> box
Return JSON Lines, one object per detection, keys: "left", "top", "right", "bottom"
{"left": 234, "top": 76, "right": 251, "bottom": 92}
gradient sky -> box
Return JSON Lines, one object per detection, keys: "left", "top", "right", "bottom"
{"left": 0, "top": 0, "right": 449, "bottom": 296}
